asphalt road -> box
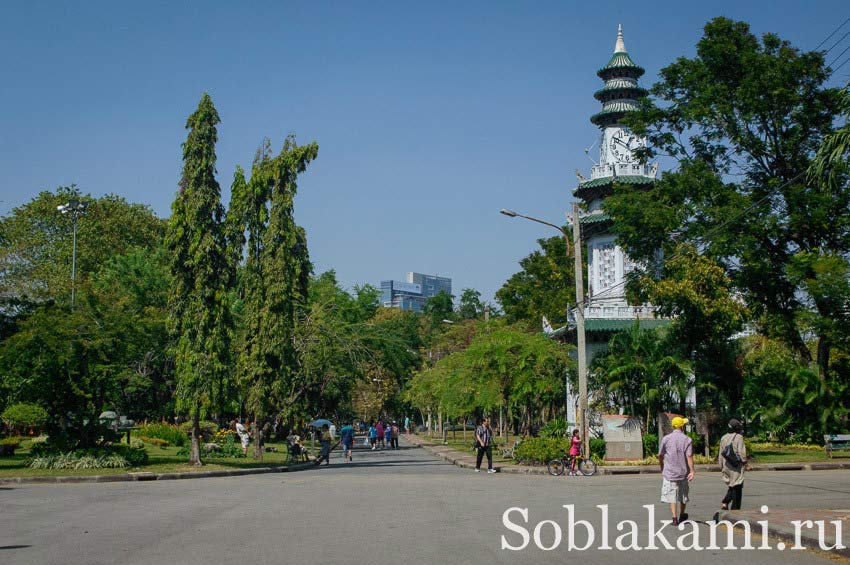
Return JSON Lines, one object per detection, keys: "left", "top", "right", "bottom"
{"left": 2, "top": 438, "right": 849, "bottom": 564}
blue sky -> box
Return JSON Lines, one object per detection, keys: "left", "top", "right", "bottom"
{"left": 1, "top": 1, "right": 848, "bottom": 304}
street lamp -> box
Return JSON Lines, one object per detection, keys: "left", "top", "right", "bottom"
{"left": 500, "top": 206, "right": 589, "bottom": 459}
{"left": 57, "top": 198, "right": 90, "bottom": 308}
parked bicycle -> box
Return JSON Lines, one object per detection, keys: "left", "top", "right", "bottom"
{"left": 547, "top": 451, "right": 597, "bottom": 476}
{"left": 502, "top": 438, "right": 521, "bottom": 458}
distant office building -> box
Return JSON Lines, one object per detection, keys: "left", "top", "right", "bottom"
{"left": 381, "top": 272, "right": 452, "bottom": 313}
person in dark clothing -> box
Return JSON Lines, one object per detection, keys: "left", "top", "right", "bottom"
{"left": 719, "top": 419, "right": 748, "bottom": 510}
{"left": 474, "top": 418, "right": 496, "bottom": 473}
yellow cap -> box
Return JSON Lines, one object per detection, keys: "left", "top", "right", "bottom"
{"left": 671, "top": 416, "right": 689, "bottom": 428}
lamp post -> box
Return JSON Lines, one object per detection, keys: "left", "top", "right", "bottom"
{"left": 57, "top": 198, "right": 89, "bottom": 308}
{"left": 500, "top": 206, "right": 589, "bottom": 458}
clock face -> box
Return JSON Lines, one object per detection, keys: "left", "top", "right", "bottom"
{"left": 609, "top": 129, "right": 642, "bottom": 162}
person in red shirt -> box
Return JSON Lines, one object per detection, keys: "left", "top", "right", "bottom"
{"left": 568, "top": 429, "right": 581, "bottom": 476}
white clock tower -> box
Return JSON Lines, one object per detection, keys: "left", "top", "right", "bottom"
{"left": 573, "top": 25, "right": 660, "bottom": 328}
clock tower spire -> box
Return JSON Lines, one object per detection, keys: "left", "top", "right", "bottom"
{"left": 572, "top": 25, "right": 659, "bottom": 321}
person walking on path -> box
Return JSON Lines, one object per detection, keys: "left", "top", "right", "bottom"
{"left": 384, "top": 422, "right": 392, "bottom": 447}
{"left": 340, "top": 422, "right": 355, "bottom": 462}
{"left": 718, "top": 418, "right": 748, "bottom": 510}
{"left": 376, "top": 420, "right": 385, "bottom": 449}
{"left": 316, "top": 424, "right": 333, "bottom": 465}
{"left": 568, "top": 429, "right": 581, "bottom": 476}
{"left": 658, "top": 416, "right": 694, "bottom": 525}
{"left": 404, "top": 416, "right": 411, "bottom": 434}
{"left": 369, "top": 422, "right": 378, "bottom": 450}
{"left": 390, "top": 421, "right": 399, "bottom": 449}
{"left": 475, "top": 418, "right": 496, "bottom": 474}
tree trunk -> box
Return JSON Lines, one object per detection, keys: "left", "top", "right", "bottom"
{"left": 189, "top": 413, "right": 202, "bottom": 466}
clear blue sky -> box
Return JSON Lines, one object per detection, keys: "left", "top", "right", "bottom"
{"left": 2, "top": 1, "right": 848, "bottom": 304}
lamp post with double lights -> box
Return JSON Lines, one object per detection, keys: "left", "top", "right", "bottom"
{"left": 57, "top": 198, "right": 90, "bottom": 308}
{"left": 500, "top": 206, "right": 589, "bottom": 459}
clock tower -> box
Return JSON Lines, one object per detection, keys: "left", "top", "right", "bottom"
{"left": 573, "top": 25, "right": 661, "bottom": 337}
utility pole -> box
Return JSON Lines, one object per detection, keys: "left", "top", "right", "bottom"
{"left": 570, "top": 204, "right": 589, "bottom": 459}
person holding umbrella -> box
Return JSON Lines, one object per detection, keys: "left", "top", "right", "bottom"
{"left": 339, "top": 421, "right": 355, "bottom": 462}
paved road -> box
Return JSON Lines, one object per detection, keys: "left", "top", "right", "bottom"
{"left": 2, "top": 438, "right": 849, "bottom": 564}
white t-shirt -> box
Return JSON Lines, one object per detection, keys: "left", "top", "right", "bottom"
{"left": 329, "top": 424, "right": 336, "bottom": 438}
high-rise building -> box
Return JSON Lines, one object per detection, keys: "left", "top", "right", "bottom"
{"left": 380, "top": 272, "right": 452, "bottom": 312}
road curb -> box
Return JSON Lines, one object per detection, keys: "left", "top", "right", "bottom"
{"left": 403, "top": 436, "right": 850, "bottom": 475}
{"left": 0, "top": 461, "right": 317, "bottom": 485}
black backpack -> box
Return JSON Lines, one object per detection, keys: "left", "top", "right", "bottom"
{"left": 721, "top": 433, "right": 743, "bottom": 466}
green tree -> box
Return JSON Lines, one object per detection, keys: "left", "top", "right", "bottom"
{"left": 591, "top": 324, "right": 692, "bottom": 427}
{"left": 496, "top": 235, "right": 575, "bottom": 329}
{"left": 165, "top": 93, "right": 234, "bottom": 466}
{"left": 608, "top": 17, "right": 847, "bottom": 387}
{"left": 458, "top": 288, "right": 484, "bottom": 320}
{"left": 0, "top": 187, "right": 164, "bottom": 304}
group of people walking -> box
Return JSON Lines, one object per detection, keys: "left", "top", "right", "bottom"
{"left": 658, "top": 416, "right": 749, "bottom": 525}
{"left": 368, "top": 420, "right": 400, "bottom": 450}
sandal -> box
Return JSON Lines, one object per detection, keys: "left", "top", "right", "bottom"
{"left": 720, "top": 503, "right": 728, "bottom": 510}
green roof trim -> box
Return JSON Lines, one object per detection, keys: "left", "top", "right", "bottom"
{"left": 576, "top": 175, "right": 656, "bottom": 190}
{"left": 593, "top": 80, "right": 647, "bottom": 101}
{"left": 590, "top": 100, "right": 640, "bottom": 124}
{"left": 584, "top": 318, "right": 671, "bottom": 332}
{"left": 579, "top": 212, "right": 611, "bottom": 225}
{"left": 548, "top": 317, "right": 672, "bottom": 339}
{"left": 597, "top": 52, "right": 645, "bottom": 77}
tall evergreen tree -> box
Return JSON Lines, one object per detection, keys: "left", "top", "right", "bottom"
{"left": 228, "top": 135, "right": 318, "bottom": 459}
{"left": 165, "top": 93, "right": 234, "bottom": 466}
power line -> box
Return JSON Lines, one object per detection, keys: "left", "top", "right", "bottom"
{"left": 814, "top": 15, "right": 850, "bottom": 51}
{"left": 828, "top": 42, "right": 850, "bottom": 69}
{"left": 824, "top": 28, "right": 850, "bottom": 56}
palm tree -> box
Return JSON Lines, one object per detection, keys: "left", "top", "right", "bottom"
{"left": 592, "top": 323, "right": 691, "bottom": 429}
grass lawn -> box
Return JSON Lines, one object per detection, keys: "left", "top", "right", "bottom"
{"left": 748, "top": 446, "right": 847, "bottom": 464}
{"left": 429, "top": 433, "right": 519, "bottom": 465}
{"left": 0, "top": 436, "right": 309, "bottom": 478}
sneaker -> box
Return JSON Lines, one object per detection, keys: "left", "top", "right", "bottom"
{"left": 475, "top": 468, "right": 480, "bottom": 473}
{"left": 487, "top": 469, "right": 497, "bottom": 474}
{"left": 672, "top": 517, "right": 679, "bottom": 526}
{"left": 680, "top": 513, "right": 689, "bottom": 523}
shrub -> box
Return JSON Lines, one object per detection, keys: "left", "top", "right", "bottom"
{"left": 687, "top": 432, "right": 706, "bottom": 455}
{"left": 137, "top": 423, "right": 186, "bottom": 447}
{"left": 1, "top": 403, "right": 49, "bottom": 432}
{"left": 105, "top": 444, "right": 148, "bottom": 466}
{"left": 513, "top": 437, "right": 569, "bottom": 465}
{"left": 138, "top": 436, "right": 170, "bottom": 447}
{"left": 28, "top": 452, "right": 130, "bottom": 469}
{"left": 0, "top": 436, "right": 23, "bottom": 456}
{"left": 539, "top": 418, "right": 569, "bottom": 439}
{"left": 643, "top": 433, "right": 658, "bottom": 456}
{"left": 178, "top": 420, "right": 219, "bottom": 442}
{"left": 207, "top": 434, "right": 245, "bottom": 458}
{"left": 590, "top": 437, "right": 606, "bottom": 459}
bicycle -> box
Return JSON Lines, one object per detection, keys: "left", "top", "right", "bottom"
{"left": 502, "top": 439, "right": 521, "bottom": 458}
{"left": 547, "top": 451, "right": 597, "bottom": 477}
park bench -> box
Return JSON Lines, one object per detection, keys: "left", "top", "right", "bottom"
{"left": 824, "top": 434, "right": 850, "bottom": 458}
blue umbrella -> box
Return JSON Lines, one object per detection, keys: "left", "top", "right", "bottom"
{"left": 309, "top": 418, "right": 334, "bottom": 428}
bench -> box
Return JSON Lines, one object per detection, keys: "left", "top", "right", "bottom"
{"left": 824, "top": 434, "right": 850, "bottom": 458}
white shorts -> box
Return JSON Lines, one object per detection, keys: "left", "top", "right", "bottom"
{"left": 239, "top": 434, "right": 250, "bottom": 448}
{"left": 660, "top": 478, "right": 689, "bottom": 503}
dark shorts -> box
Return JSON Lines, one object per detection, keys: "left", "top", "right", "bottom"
{"left": 342, "top": 441, "right": 352, "bottom": 451}
{"left": 370, "top": 437, "right": 377, "bottom": 445}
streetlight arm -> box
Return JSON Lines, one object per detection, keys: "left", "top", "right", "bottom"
{"left": 499, "top": 209, "right": 567, "bottom": 237}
